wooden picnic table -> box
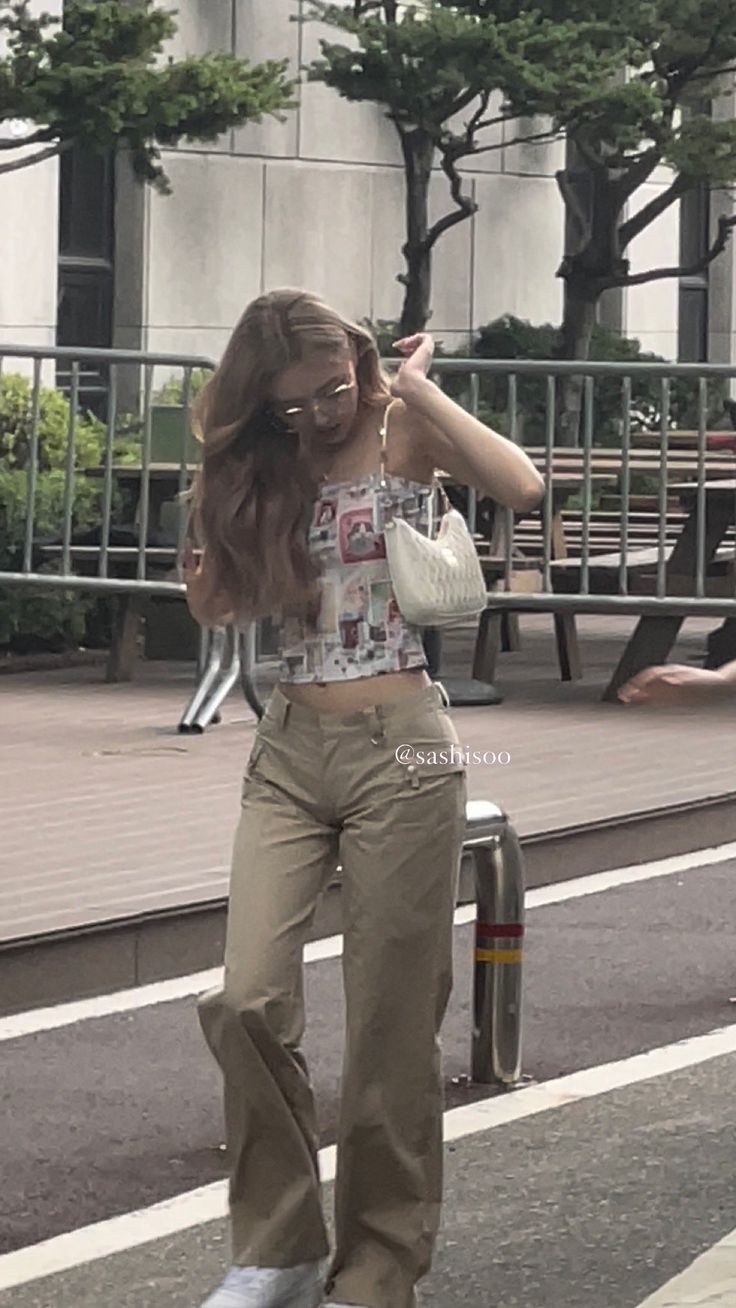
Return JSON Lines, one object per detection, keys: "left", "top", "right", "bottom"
{"left": 485, "top": 473, "right": 617, "bottom": 558}
{"left": 483, "top": 474, "right": 619, "bottom": 559}
{"left": 602, "top": 479, "right": 736, "bottom": 701}
{"left": 482, "top": 473, "right": 619, "bottom": 681}
{"left": 85, "top": 463, "right": 197, "bottom": 536}
{"left": 522, "top": 447, "right": 736, "bottom": 478}
{"left": 71, "top": 466, "right": 199, "bottom": 681}
{"left": 631, "top": 431, "right": 736, "bottom": 452}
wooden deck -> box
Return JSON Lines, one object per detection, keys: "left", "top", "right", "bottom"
{"left": 1, "top": 613, "right": 734, "bottom": 947}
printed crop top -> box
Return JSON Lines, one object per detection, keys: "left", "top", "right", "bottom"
{"left": 276, "top": 408, "right": 434, "bottom": 684}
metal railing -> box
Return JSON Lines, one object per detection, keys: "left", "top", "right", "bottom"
{"left": 0, "top": 343, "right": 214, "bottom": 596}
{"left": 427, "top": 357, "right": 736, "bottom": 620}
{"left": 3, "top": 346, "right": 736, "bottom": 722}
{"left": 6, "top": 347, "right": 734, "bottom": 608}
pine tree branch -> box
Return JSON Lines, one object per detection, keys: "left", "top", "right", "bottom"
{"left": 611, "top": 212, "right": 736, "bottom": 289}
{"left": 461, "top": 112, "right": 557, "bottom": 138}
{"left": 0, "top": 139, "right": 73, "bottom": 174}
{"left": 664, "top": 19, "right": 728, "bottom": 101}
{"left": 451, "top": 126, "right": 562, "bottom": 159}
{"left": 504, "top": 127, "right": 563, "bottom": 152}
{"left": 425, "top": 147, "right": 478, "bottom": 250}
{"left": 611, "top": 146, "right": 663, "bottom": 209}
{"left": 689, "top": 63, "right": 736, "bottom": 82}
{"left": 353, "top": 1, "right": 398, "bottom": 18}
{"left": 462, "top": 89, "right": 492, "bottom": 142}
{"left": 0, "top": 127, "right": 54, "bottom": 152}
{"left": 451, "top": 86, "right": 490, "bottom": 123}
{"left": 618, "top": 173, "right": 692, "bottom": 250}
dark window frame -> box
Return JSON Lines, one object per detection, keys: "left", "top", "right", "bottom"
{"left": 677, "top": 100, "right": 711, "bottom": 364}
{"left": 56, "top": 145, "right": 116, "bottom": 417}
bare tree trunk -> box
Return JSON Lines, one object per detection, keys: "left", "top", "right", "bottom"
{"left": 400, "top": 243, "right": 433, "bottom": 336}
{"left": 558, "top": 284, "right": 598, "bottom": 444}
{"left": 397, "top": 129, "right": 435, "bottom": 335}
{"left": 556, "top": 141, "right": 624, "bottom": 445}
{"left": 560, "top": 288, "right": 597, "bottom": 362}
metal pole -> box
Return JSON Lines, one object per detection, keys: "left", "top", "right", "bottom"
{"left": 178, "top": 628, "right": 228, "bottom": 733}
{"left": 469, "top": 808, "right": 525, "bottom": 1086}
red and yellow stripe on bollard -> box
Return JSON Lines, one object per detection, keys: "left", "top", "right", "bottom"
{"left": 475, "top": 921, "right": 524, "bottom": 965}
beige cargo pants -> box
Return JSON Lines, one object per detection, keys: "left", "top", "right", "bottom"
{"left": 198, "top": 679, "right": 467, "bottom": 1308}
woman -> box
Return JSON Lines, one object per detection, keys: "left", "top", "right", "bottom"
{"left": 184, "top": 290, "right": 543, "bottom": 1308}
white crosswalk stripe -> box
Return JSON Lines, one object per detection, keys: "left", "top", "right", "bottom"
{"left": 636, "top": 1228, "right": 736, "bottom": 1306}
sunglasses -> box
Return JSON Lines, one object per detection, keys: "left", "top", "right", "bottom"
{"left": 273, "top": 380, "right": 357, "bottom": 422}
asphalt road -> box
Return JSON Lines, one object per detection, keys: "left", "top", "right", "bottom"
{"left": 1, "top": 855, "right": 734, "bottom": 1307}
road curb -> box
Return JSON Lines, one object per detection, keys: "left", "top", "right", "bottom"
{"left": 2, "top": 791, "right": 735, "bottom": 1016}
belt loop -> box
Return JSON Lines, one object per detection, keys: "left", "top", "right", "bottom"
{"left": 434, "top": 679, "right": 450, "bottom": 709}
{"left": 269, "top": 690, "right": 290, "bottom": 729}
{"left": 370, "top": 703, "right": 385, "bottom": 743}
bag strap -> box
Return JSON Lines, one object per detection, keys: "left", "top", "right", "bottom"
{"left": 432, "top": 471, "right": 452, "bottom": 515}
{"left": 378, "top": 401, "right": 394, "bottom": 487}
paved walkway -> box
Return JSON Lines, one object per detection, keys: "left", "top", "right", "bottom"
{"left": 2, "top": 614, "right": 734, "bottom": 944}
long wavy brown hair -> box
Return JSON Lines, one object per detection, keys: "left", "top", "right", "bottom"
{"left": 187, "top": 289, "right": 393, "bottom": 624}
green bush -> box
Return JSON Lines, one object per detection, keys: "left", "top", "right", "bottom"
{"left": 152, "top": 368, "right": 213, "bottom": 406}
{"left": 1, "top": 374, "right": 110, "bottom": 472}
{"left": 472, "top": 315, "right": 729, "bottom": 445}
{"left": 366, "top": 313, "right": 729, "bottom": 445}
{"left": 0, "top": 373, "right": 136, "bottom": 654}
{"left": 0, "top": 481, "right": 103, "bottom": 653}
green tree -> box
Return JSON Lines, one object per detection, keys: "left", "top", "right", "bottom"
{"left": 299, "top": 0, "right": 636, "bottom": 335}
{"left": 305, "top": 1, "right": 736, "bottom": 438}
{"left": 0, "top": 373, "right": 136, "bottom": 652}
{"left": 443, "top": 0, "right": 736, "bottom": 436}
{"left": 0, "top": 0, "right": 297, "bottom": 191}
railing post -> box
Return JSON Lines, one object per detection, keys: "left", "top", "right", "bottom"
{"left": 465, "top": 800, "right": 525, "bottom": 1086}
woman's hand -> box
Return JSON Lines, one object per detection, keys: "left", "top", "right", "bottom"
{"left": 390, "top": 333, "right": 435, "bottom": 400}
{"left": 618, "top": 663, "right": 727, "bottom": 705}
{"left": 180, "top": 542, "right": 234, "bottom": 628}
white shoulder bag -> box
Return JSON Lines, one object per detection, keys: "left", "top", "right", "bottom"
{"left": 379, "top": 401, "right": 489, "bottom": 628}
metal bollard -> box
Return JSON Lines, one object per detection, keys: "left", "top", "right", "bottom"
{"left": 464, "top": 799, "right": 525, "bottom": 1087}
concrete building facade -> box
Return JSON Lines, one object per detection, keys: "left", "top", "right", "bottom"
{"left": 2, "top": 0, "right": 736, "bottom": 381}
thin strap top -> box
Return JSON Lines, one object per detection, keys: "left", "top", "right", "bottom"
{"left": 277, "top": 403, "right": 433, "bottom": 685}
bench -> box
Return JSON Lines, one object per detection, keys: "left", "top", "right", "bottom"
{"left": 39, "top": 545, "right": 179, "bottom": 566}
{"left": 549, "top": 545, "right": 736, "bottom": 595}
{"left": 524, "top": 445, "right": 736, "bottom": 476}
{"left": 37, "top": 544, "right": 182, "bottom": 680}
{"left": 631, "top": 430, "right": 736, "bottom": 452}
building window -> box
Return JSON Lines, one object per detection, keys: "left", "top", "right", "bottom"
{"left": 57, "top": 145, "right": 116, "bottom": 417}
{"left": 59, "top": 146, "right": 114, "bottom": 261}
{"left": 677, "top": 97, "right": 711, "bottom": 364}
{"left": 678, "top": 181, "right": 710, "bottom": 363}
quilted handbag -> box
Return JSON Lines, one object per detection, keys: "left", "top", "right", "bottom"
{"left": 382, "top": 474, "right": 489, "bottom": 628}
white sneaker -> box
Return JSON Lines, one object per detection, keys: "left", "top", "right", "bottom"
{"left": 200, "top": 1260, "right": 324, "bottom": 1308}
